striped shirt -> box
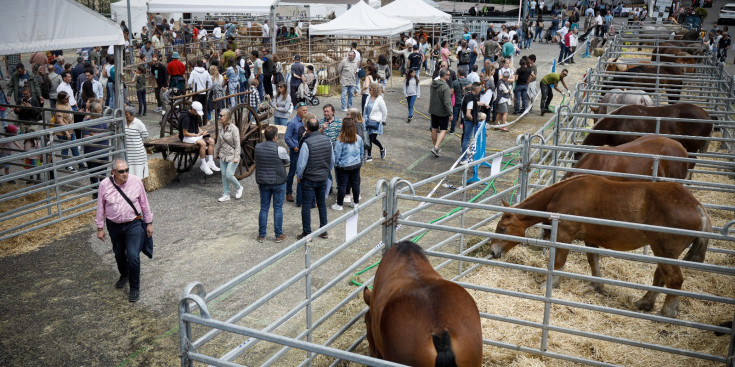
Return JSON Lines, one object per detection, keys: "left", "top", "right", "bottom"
{"left": 95, "top": 175, "right": 153, "bottom": 228}
{"left": 125, "top": 118, "right": 149, "bottom": 179}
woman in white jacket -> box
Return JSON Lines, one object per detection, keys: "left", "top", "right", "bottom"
{"left": 362, "top": 83, "right": 387, "bottom": 161}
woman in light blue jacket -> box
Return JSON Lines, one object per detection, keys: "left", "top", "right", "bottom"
{"left": 267, "top": 82, "right": 292, "bottom": 125}
{"left": 332, "top": 118, "right": 364, "bottom": 211}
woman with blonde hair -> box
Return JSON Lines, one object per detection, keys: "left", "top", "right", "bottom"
{"left": 331, "top": 118, "right": 363, "bottom": 210}
{"left": 208, "top": 65, "right": 226, "bottom": 118}
{"left": 214, "top": 108, "right": 243, "bottom": 201}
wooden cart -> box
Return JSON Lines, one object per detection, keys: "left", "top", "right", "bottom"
{"left": 144, "top": 90, "right": 271, "bottom": 180}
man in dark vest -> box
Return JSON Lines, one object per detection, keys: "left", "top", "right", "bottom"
{"left": 254, "top": 126, "right": 290, "bottom": 243}
{"left": 295, "top": 117, "right": 334, "bottom": 240}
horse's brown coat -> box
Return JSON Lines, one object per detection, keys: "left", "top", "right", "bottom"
{"left": 489, "top": 175, "right": 711, "bottom": 318}
{"left": 566, "top": 136, "right": 689, "bottom": 180}
{"left": 363, "top": 241, "right": 482, "bottom": 367}
{"left": 578, "top": 104, "right": 714, "bottom": 159}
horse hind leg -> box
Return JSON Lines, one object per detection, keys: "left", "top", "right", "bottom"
{"left": 635, "top": 265, "right": 665, "bottom": 312}
{"left": 658, "top": 264, "right": 683, "bottom": 318}
{"left": 585, "top": 243, "right": 604, "bottom": 292}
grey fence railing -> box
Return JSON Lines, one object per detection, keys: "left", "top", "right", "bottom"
{"left": 0, "top": 106, "right": 126, "bottom": 241}
{"left": 177, "top": 21, "right": 735, "bottom": 366}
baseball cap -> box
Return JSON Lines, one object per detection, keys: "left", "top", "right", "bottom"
{"left": 6, "top": 125, "right": 18, "bottom": 134}
{"left": 191, "top": 101, "right": 204, "bottom": 116}
{"left": 172, "top": 52, "right": 180, "bottom": 59}
{"left": 412, "top": 44, "right": 419, "bottom": 50}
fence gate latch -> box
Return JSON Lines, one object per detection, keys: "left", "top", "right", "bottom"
{"left": 383, "top": 210, "right": 401, "bottom": 228}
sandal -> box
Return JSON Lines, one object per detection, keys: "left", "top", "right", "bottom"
{"left": 499, "top": 127, "right": 510, "bottom": 132}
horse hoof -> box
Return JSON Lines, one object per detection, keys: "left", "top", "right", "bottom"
{"left": 658, "top": 309, "right": 678, "bottom": 318}
{"left": 634, "top": 299, "right": 654, "bottom": 312}
{"left": 592, "top": 284, "right": 605, "bottom": 293}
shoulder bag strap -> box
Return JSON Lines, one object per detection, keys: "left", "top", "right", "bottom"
{"left": 109, "top": 177, "right": 141, "bottom": 217}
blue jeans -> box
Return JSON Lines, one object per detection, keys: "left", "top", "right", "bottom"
{"left": 301, "top": 179, "right": 328, "bottom": 235}
{"left": 286, "top": 150, "right": 302, "bottom": 205}
{"left": 452, "top": 103, "right": 462, "bottom": 132}
{"left": 274, "top": 116, "right": 288, "bottom": 126}
{"left": 535, "top": 27, "right": 543, "bottom": 41}
{"left": 220, "top": 161, "right": 242, "bottom": 197}
{"left": 259, "top": 183, "right": 285, "bottom": 237}
{"left": 107, "top": 82, "right": 115, "bottom": 108}
{"left": 406, "top": 95, "right": 417, "bottom": 118}
{"left": 514, "top": 84, "right": 529, "bottom": 113}
{"left": 258, "top": 74, "right": 265, "bottom": 101}
{"left": 136, "top": 89, "right": 146, "bottom": 115}
{"left": 558, "top": 43, "right": 568, "bottom": 63}
{"left": 461, "top": 119, "right": 478, "bottom": 154}
{"left": 469, "top": 53, "right": 478, "bottom": 72}
{"left": 107, "top": 218, "right": 144, "bottom": 290}
{"left": 524, "top": 33, "right": 532, "bottom": 48}
{"left": 57, "top": 133, "right": 82, "bottom": 164}
{"left": 341, "top": 85, "right": 355, "bottom": 110}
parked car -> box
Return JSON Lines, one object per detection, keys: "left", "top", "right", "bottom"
{"left": 719, "top": 3, "right": 735, "bottom": 24}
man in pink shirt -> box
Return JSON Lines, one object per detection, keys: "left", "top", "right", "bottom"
{"left": 96, "top": 159, "right": 154, "bottom": 302}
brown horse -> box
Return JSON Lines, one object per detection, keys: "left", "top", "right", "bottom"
{"left": 489, "top": 175, "right": 711, "bottom": 318}
{"left": 577, "top": 103, "right": 714, "bottom": 160}
{"left": 566, "top": 136, "right": 689, "bottom": 180}
{"left": 609, "top": 65, "right": 683, "bottom": 102}
{"left": 363, "top": 241, "right": 483, "bottom": 366}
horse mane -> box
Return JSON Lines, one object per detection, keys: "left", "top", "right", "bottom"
{"left": 392, "top": 240, "right": 428, "bottom": 261}
{"left": 514, "top": 175, "right": 594, "bottom": 208}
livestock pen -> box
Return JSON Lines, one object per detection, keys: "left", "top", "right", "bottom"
{"left": 177, "top": 22, "right": 735, "bottom": 366}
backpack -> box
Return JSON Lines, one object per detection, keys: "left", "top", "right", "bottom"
{"left": 459, "top": 50, "right": 471, "bottom": 65}
{"left": 377, "top": 65, "right": 387, "bottom": 81}
{"left": 239, "top": 62, "right": 251, "bottom": 84}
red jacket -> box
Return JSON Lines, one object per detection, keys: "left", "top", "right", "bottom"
{"left": 167, "top": 60, "right": 185, "bottom": 76}
{"left": 564, "top": 32, "right": 572, "bottom": 47}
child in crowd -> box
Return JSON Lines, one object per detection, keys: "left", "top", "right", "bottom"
{"left": 494, "top": 72, "right": 512, "bottom": 132}
{"left": 23, "top": 130, "right": 41, "bottom": 181}
{"left": 134, "top": 65, "right": 147, "bottom": 116}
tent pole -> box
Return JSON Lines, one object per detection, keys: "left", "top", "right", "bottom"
{"left": 389, "top": 35, "right": 393, "bottom": 89}
{"left": 271, "top": 5, "right": 277, "bottom": 54}
{"left": 518, "top": 0, "right": 523, "bottom": 27}
{"left": 114, "top": 45, "right": 126, "bottom": 161}
{"left": 127, "top": 0, "right": 134, "bottom": 67}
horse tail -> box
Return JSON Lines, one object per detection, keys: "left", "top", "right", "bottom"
{"left": 684, "top": 205, "right": 711, "bottom": 262}
{"left": 432, "top": 329, "right": 458, "bottom": 367}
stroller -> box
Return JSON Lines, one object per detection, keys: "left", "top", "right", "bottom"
{"left": 543, "top": 27, "right": 554, "bottom": 44}
{"left": 298, "top": 68, "right": 320, "bottom": 106}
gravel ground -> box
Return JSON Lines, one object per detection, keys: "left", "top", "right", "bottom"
{"left": 0, "top": 35, "right": 603, "bottom": 366}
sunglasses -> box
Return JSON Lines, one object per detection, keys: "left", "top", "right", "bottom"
{"left": 296, "top": 102, "right": 308, "bottom": 108}
{"left": 115, "top": 168, "right": 129, "bottom": 174}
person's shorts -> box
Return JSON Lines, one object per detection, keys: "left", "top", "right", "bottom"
{"left": 182, "top": 136, "right": 204, "bottom": 144}
{"left": 430, "top": 114, "right": 449, "bottom": 131}
{"left": 497, "top": 102, "right": 509, "bottom": 114}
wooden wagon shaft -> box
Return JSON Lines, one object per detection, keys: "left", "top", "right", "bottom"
{"left": 212, "top": 90, "right": 252, "bottom": 103}
{"left": 170, "top": 88, "right": 213, "bottom": 101}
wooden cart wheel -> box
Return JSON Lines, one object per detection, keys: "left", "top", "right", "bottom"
{"left": 231, "top": 104, "right": 266, "bottom": 179}
{"left": 161, "top": 99, "right": 192, "bottom": 138}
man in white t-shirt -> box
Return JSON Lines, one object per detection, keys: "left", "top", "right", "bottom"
{"left": 213, "top": 25, "right": 222, "bottom": 39}
{"left": 530, "top": 0, "right": 537, "bottom": 17}
{"left": 262, "top": 20, "right": 270, "bottom": 44}
{"left": 595, "top": 12, "right": 603, "bottom": 38}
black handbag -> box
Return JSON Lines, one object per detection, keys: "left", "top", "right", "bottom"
{"left": 109, "top": 177, "right": 153, "bottom": 259}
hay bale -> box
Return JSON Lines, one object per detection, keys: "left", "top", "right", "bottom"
{"left": 593, "top": 48, "right": 606, "bottom": 57}
{"left": 143, "top": 158, "right": 176, "bottom": 192}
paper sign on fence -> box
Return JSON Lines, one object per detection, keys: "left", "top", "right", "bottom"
{"left": 346, "top": 213, "right": 358, "bottom": 242}
{"left": 490, "top": 156, "right": 502, "bottom": 178}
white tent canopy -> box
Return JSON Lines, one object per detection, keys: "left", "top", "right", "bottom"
{"left": 147, "top": 0, "right": 276, "bottom": 14}
{"left": 0, "top": 0, "right": 124, "bottom": 55}
{"left": 378, "top": 0, "right": 452, "bottom": 24}
{"left": 310, "top": 1, "right": 413, "bottom": 36}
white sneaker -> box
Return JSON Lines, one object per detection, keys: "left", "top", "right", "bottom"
{"left": 218, "top": 195, "right": 230, "bottom": 202}
{"left": 331, "top": 203, "right": 343, "bottom": 211}
{"left": 200, "top": 163, "right": 214, "bottom": 175}
{"left": 344, "top": 194, "right": 351, "bottom": 203}
{"left": 350, "top": 202, "right": 358, "bottom": 208}
{"left": 208, "top": 160, "right": 221, "bottom": 172}
{"left": 235, "top": 186, "right": 243, "bottom": 199}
